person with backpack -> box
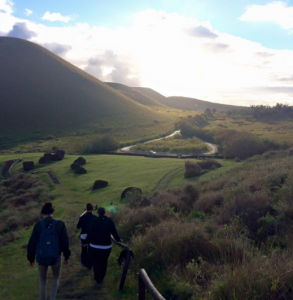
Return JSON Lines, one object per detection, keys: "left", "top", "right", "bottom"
{"left": 27, "top": 201, "right": 71, "bottom": 300}
{"left": 86, "top": 207, "right": 121, "bottom": 284}
{"left": 77, "top": 202, "right": 95, "bottom": 269}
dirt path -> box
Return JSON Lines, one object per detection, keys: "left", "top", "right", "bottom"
{"left": 120, "top": 130, "right": 218, "bottom": 156}
{"left": 46, "top": 170, "right": 61, "bottom": 184}
{"left": 153, "top": 167, "right": 184, "bottom": 191}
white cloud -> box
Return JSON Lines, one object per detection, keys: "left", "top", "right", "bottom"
{"left": 42, "top": 11, "right": 73, "bottom": 23}
{"left": 239, "top": 1, "right": 293, "bottom": 30}
{"left": 25, "top": 8, "right": 32, "bottom": 16}
{"left": 0, "top": 9, "right": 293, "bottom": 106}
{"left": 0, "top": 0, "right": 13, "bottom": 14}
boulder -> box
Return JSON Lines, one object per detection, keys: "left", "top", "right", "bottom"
{"left": 51, "top": 154, "right": 58, "bottom": 161}
{"left": 289, "top": 149, "right": 293, "bottom": 156}
{"left": 121, "top": 187, "right": 142, "bottom": 199}
{"left": 56, "top": 150, "right": 65, "bottom": 160}
{"left": 39, "top": 157, "right": 45, "bottom": 164}
{"left": 74, "top": 157, "right": 86, "bottom": 165}
{"left": 43, "top": 153, "right": 52, "bottom": 163}
{"left": 71, "top": 163, "right": 80, "bottom": 170}
{"left": 75, "top": 167, "right": 87, "bottom": 174}
{"left": 23, "top": 161, "right": 34, "bottom": 171}
{"left": 93, "top": 180, "right": 108, "bottom": 190}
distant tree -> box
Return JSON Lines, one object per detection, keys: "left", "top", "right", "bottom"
{"left": 204, "top": 108, "right": 213, "bottom": 118}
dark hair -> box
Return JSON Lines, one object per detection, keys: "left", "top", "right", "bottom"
{"left": 98, "top": 207, "right": 105, "bottom": 216}
{"left": 41, "top": 201, "right": 55, "bottom": 215}
{"left": 86, "top": 202, "right": 94, "bottom": 211}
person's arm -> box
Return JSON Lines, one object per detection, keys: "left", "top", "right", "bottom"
{"left": 111, "top": 220, "right": 121, "bottom": 243}
{"left": 27, "top": 223, "right": 39, "bottom": 265}
{"left": 59, "top": 221, "right": 71, "bottom": 262}
{"left": 77, "top": 216, "right": 82, "bottom": 230}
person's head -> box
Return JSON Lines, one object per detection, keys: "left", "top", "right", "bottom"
{"left": 98, "top": 207, "right": 106, "bottom": 216}
{"left": 41, "top": 201, "right": 54, "bottom": 216}
{"left": 86, "top": 202, "right": 94, "bottom": 212}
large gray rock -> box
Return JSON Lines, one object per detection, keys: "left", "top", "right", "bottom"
{"left": 71, "top": 163, "right": 80, "bottom": 170}
{"left": 56, "top": 150, "right": 65, "bottom": 160}
{"left": 93, "top": 180, "right": 108, "bottom": 190}
{"left": 74, "top": 157, "right": 86, "bottom": 165}
{"left": 121, "top": 187, "right": 142, "bottom": 199}
{"left": 23, "top": 161, "right": 34, "bottom": 171}
{"left": 75, "top": 167, "right": 87, "bottom": 174}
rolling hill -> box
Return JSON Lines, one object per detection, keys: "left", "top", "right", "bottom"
{"left": 135, "top": 87, "right": 245, "bottom": 112}
{"left": 0, "top": 37, "right": 164, "bottom": 140}
{"left": 105, "top": 82, "right": 163, "bottom": 107}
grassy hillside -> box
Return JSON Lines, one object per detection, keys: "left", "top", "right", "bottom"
{"left": 133, "top": 87, "right": 167, "bottom": 103}
{"left": 0, "top": 153, "right": 238, "bottom": 300}
{"left": 105, "top": 82, "right": 163, "bottom": 107}
{"left": 161, "top": 96, "right": 245, "bottom": 112}
{"left": 134, "top": 87, "right": 246, "bottom": 112}
{"left": 0, "top": 37, "right": 170, "bottom": 144}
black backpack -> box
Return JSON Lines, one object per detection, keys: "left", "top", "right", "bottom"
{"left": 36, "top": 220, "right": 59, "bottom": 266}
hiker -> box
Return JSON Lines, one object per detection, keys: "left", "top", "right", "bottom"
{"left": 77, "top": 202, "right": 95, "bottom": 269}
{"left": 27, "top": 202, "right": 71, "bottom": 300}
{"left": 86, "top": 207, "right": 121, "bottom": 284}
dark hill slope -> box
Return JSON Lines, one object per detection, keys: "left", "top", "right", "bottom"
{"left": 0, "top": 37, "right": 160, "bottom": 137}
{"left": 105, "top": 82, "right": 163, "bottom": 107}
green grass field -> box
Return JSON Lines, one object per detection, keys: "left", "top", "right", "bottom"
{"left": 207, "top": 112, "right": 293, "bottom": 144}
{"left": 133, "top": 136, "right": 209, "bottom": 154}
{"left": 0, "top": 153, "right": 238, "bottom": 300}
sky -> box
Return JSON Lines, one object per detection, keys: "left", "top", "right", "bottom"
{"left": 1, "top": 0, "right": 293, "bottom": 106}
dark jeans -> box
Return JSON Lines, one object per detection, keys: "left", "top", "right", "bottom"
{"left": 38, "top": 258, "right": 61, "bottom": 300}
{"left": 81, "top": 239, "right": 92, "bottom": 268}
{"left": 89, "top": 246, "right": 112, "bottom": 283}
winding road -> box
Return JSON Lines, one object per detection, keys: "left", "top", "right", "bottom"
{"left": 120, "top": 130, "right": 218, "bottom": 156}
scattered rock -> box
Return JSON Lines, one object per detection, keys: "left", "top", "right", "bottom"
{"left": 23, "top": 161, "right": 34, "bottom": 171}
{"left": 75, "top": 167, "right": 87, "bottom": 174}
{"left": 289, "top": 149, "right": 293, "bottom": 156}
{"left": 93, "top": 180, "right": 108, "bottom": 190}
{"left": 71, "top": 163, "right": 80, "bottom": 170}
{"left": 56, "top": 150, "right": 65, "bottom": 160}
{"left": 39, "top": 157, "right": 45, "bottom": 164}
{"left": 44, "top": 153, "right": 53, "bottom": 162}
{"left": 121, "top": 187, "right": 142, "bottom": 199}
{"left": 74, "top": 157, "right": 86, "bottom": 165}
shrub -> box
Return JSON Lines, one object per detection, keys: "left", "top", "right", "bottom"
{"left": 132, "top": 220, "right": 219, "bottom": 272}
{"left": 115, "top": 205, "right": 175, "bottom": 241}
{"left": 0, "top": 173, "right": 51, "bottom": 245}
{"left": 76, "top": 134, "right": 119, "bottom": 154}
{"left": 197, "top": 159, "right": 222, "bottom": 170}
{"left": 212, "top": 254, "right": 293, "bottom": 300}
{"left": 194, "top": 191, "right": 224, "bottom": 213}
{"left": 218, "top": 192, "right": 274, "bottom": 239}
{"left": 184, "top": 161, "right": 203, "bottom": 178}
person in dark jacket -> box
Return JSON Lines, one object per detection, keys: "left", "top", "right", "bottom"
{"left": 86, "top": 206, "right": 121, "bottom": 284}
{"left": 77, "top": 202, "right": 95, "bottom": 268}
{"left": 27, "top": 202, "right": 71, "bottom": 300}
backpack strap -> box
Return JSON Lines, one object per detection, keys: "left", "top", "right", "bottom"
{"left": 40, "top": 220, "right": 46, "bottom": 229}
{"left": 52, "top": 220, "right": 58, "bottom": 229}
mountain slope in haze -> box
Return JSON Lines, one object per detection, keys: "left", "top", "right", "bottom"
{"left": 0, "top": 37, "right": 161, "bottom": 138}
{"left": 135, "top": 87, "right": 245, "bottom": 112}
{"left": 163, "top": 96, "right": 245, "bottom": 111}
{"left": 105, "top": 82, "right": 164, "bottom": 107}
{"left": 133, "top": 87, "right": 167, "bottom": 103}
